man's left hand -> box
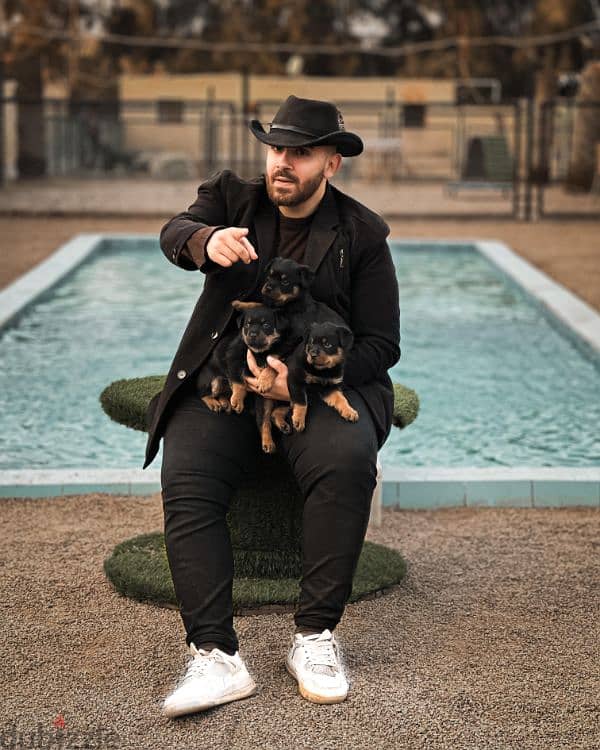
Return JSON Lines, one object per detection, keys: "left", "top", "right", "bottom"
{"left": 245, "top": 350, "right": 291, "bottom": 401}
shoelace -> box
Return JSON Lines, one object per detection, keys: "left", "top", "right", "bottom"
{"left": 182, "top": 650, "right": 234, "bottom": 684}
{"left": 300, "top": 635, "right": 340, "bottom": 677}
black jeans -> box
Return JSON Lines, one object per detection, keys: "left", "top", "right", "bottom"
{"left": 160, "top": 383, "right": 378, "bottom": 655}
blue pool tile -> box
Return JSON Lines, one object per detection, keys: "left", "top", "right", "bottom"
{"left": 62, "top": 483, "right": 129, "bottom": 496}
{"left": 533, "top": 481, "right": 600, "bottom": 507}
{"left": 129, "top": 481, "right": 161, "bottom": 496}
{"left": 382, "top": 481, "right": 399, "bottom": 506}
{"left": 398, "top": 481, "right": 466, "bottom": 509}
{"left": 0, "top": 484, "right": 62, "bottom": 498}
{"left": 466, "top": 480, "right": 532, "bottom": 508}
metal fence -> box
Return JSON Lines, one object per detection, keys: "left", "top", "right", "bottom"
{"left": 1, "top": 96, "right": 599, "bottom": 220}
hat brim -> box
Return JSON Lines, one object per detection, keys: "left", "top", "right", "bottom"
{"left": 249, "top": 120, "right": 363, "bottom": 157}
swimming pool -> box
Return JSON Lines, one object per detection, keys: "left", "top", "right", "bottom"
{"left": 1, "top": 235, "right": 599, "bottom": 505}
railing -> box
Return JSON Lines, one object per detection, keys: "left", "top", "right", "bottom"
{"left": 1, "top": 96, "right": 599, "bottom": 220}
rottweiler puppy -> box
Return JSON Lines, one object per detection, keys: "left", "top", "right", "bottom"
{"left": 231, "top": 301, "right": 300, "bottom": 453}
{"left": 260, "top": 257, "right": 348, "bottom": 334}
{"left": 195, "top": 301, "right": 292, "bottom": 453}
{"left": 272, "top": 320, "right": 358, "bottom": 433}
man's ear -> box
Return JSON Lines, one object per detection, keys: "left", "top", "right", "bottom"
{"left": 298, "top": 264, "right": 315, "bottom": 288}
{"left": 338, "top": 325, "right": 354, "bottom": 351}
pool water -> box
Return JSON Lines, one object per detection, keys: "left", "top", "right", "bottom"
{"left": 1, "top": 239, "right": 599, "bottom": 469}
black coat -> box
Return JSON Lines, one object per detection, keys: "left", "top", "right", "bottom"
{"left": 143, "top": 169, "right": 400, "bottom": 468}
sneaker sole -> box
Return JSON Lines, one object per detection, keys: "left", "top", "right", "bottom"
{"left": 162, "top": 678, "right": 258, "bottom": 718}
{"left": 285, "top": 657, "right": 348, "bottom": 704}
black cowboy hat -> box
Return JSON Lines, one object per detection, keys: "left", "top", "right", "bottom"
{"left": 249, "top": 95, "right": 363, "bottom": 157}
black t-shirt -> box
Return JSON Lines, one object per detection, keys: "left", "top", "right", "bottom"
{"left": 275, "top": 210, "right": 315, "bottom": 262}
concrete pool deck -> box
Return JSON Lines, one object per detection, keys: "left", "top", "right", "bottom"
{"left": 0, "top": 230, "right": 599, "bottom": 507}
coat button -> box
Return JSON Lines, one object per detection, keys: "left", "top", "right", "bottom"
{"left": 177, "top": 369, "right": 187, "bottom": 380}
{"left": 210, "top": 330, "right": 219, "bottom": 339}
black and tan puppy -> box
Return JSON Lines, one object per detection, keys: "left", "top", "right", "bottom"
{"left": 260, "top": 257, "right": 348, "bottom": 334}
{"left": 273, "top": 320, "right": 358, "bottom": 433}
{"left": 195, "top": 302, "right": 287, "bottom": 410}
{"left": 230, "top": 301, "right": 300, "bottom": 453}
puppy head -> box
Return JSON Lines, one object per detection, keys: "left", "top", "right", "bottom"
{"left": 261, "top": 257, "right": 315, "bottom": 306}
{"left": 239, "top": 304, "right": 286, "bottom": 353}
{"left": 304, "top": 322, "right": 353, "bottom": 369}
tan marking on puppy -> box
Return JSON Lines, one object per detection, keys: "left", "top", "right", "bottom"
{"left": 243, "top": 330, "right": 281, "bottom": 352}
{"left": 217, "top": 396, "right": 231, "bottom": 413}
{"left": 306, "top": 349, "right": 344, "bottom": 369}
{"left": 211, "top": 376, "right": 227, "bottom": 396}
{"left": 256, "top": 366, "right": 277, "bottom": 393}
{"left": 272, "top": 406, "right": 291, "bottom": 434}
{"left": 292, "top": 403, "right": 307, "bottom": 431}
{"left": 202, "top": 395, "right": 225, "bottom": 412}
{"left": 322, "top": 390, "right": 359, "bottom": 422}
{"left": 305, "top": 373, "right": 343, "bottom": 385}
{"left": 231, "top": 300, "right": 262, "bottom": 310}
{"left": 230, "top": 381, "right": 248, "bottom": 413}
{"left": 261, "top": 399, "right": 276, "bottom": 453}
{"left": 260, "top": 286, "right": 300, "bottom": 305}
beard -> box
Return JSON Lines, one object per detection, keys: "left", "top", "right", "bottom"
{"left": 266, "top": 169, "right": 325, "bottom": 207}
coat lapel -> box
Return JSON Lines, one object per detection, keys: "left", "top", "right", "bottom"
{"left": 303, "top": 181, "right": 339, "bottom": 273}
{"left": 252, "top": 188, "right": 278, "bottom": 278}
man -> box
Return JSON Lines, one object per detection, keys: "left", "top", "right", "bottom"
{"left": 150, "top": 95, "right": 400, "bottom": 717}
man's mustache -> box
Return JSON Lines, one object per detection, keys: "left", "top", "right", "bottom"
{"left": 271, "top": 172, "right": 297, "bottom": 183}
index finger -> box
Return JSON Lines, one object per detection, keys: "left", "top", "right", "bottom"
{"left": 240, "top": 236, "right": 258, "bottom": 260}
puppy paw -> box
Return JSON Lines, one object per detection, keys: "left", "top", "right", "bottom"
{"left": 262, "top": 438, "right": 276, "bottom": 454}
{"left": 230, "top": 384, "right": 247, "bottom": 413}
{"left": 272, "top": 407, "right": 291, "bottom": 434}
{"left": 217, "top": 396, "right": 232, "bottom": 413}
{"left": 202, "top": 396, "right": 223, "bottom": 412}
{"left": 291, "top": 404, "right": 307, "bottom": 432}
{"left": 342, "top": 407, "right": 359, "bottom": 422}
{"left": 256, "top": 367, "right": 277, "bottom": 394}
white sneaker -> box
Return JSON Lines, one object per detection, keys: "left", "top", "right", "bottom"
{"left": 162, "top": 643, "right": 257, "bottom": 718}
{"left": 285, "top": 629, "right": 349, "bottom": 704}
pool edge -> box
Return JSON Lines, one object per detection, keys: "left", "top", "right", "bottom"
{"left": 0, "top": 468, "right": 598, "bottom": 509}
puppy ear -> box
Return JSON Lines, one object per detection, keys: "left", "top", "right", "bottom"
{"left": 263, "top": 259, "right": 274, "bottom": 276}
{"left": 298, "top": 264, "right": 315, "bottom": 288}
{"left": 236, "top": 312, "right": 245, "bottom": 329}
{"left": 338, "top": 325, "right": 354, "bottom": 351}
{"left": 232, "top": 300, "right": 261, "bottom": 310}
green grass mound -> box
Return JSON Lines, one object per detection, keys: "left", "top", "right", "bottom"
{"left": 100, "top": 376, "right": 419, "bottom": 432}
{"left": 104, "top": 532, "right": 407, "bottom": 614}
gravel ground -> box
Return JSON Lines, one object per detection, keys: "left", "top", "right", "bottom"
{"left": 1, "top": 494, "right": 598, "bottom": 749}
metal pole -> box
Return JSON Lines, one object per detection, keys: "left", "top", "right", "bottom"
{"left": 241, "top": 66, "right": 249, "bottom": 177}
{"left": 512, "top": 99, "right": 522, "bottom": 220}
{"left": 0, "top": 58, "right": 4, "bottom": 185}
{"left": 524, "top": 97, "right": 534, "bottom": 221}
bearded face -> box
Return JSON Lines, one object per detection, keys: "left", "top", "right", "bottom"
{"left": 265, "top": 145, "right": 338, "bottom": 209}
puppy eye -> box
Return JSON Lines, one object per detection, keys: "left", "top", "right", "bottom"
{"left": 280, "top": 279, "right": 289, "bottom": 287}
{"left": 262, "top": 322, "right": 272, "bottom": 331}
{"left": 324, "top": 342, "right": 334, "bottom": 350}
